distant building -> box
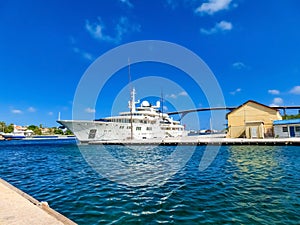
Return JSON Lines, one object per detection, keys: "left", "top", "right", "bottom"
{"left": 227, "top": 100, "right": 282, "bottom": 138}
{"left": 14, "top": 125, "right": 34, "bottom": 137}
{"left": 41, "top": 128, "right": 51, "bottom": 135}
{"left": 273, "top": 119, "right": 300, "bottom": 138}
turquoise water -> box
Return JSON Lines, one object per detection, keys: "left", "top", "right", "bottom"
{"left": 0, "top": 140, "right": 299, "bottom": 224}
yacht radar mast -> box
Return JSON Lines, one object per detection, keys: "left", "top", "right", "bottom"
{"left": 128, "top": 58, "right": 134, "bottom": 139}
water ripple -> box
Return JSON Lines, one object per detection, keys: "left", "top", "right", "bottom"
{"left": 0, "top": 141, "right": 299, "bottom": 224}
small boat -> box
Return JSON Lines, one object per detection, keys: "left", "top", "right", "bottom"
{"left": 2, "top": 133, "right": 26, "bottom": 140}
{"left": 1, "top": 125, "right": 33, "bottom": 140}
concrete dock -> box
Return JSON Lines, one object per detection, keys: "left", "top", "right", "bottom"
{"left": 89, "top": 136, "right": 300, "bottom": 146}
{"left": 0, "top": 178, "right": 76, "bottom": 225}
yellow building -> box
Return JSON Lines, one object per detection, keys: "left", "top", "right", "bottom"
{"left": 227, "top": 100, "right": 282, "bottom": 138}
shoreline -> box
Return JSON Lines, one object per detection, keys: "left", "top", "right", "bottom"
{"left": 2, "top": 134, "right": 300, "bottom": 146}
{"left": 0, "top": 135, "right": 76, "bottom": 141}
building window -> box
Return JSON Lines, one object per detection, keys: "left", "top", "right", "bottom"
{"left": 146, "top": 127, "right": 152, "bottom": 131}
{"left": 282, "top": 127, "right": 288, "bottom": 132}
{"left": 136, "top": 127, "right": 141, "bottom": 131}
{"left": 296, "top": 126, "right": 300, "bottom": 132}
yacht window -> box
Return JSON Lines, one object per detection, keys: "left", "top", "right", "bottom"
{"left": 88, "top": 129, "right": 97, "bottom": 139}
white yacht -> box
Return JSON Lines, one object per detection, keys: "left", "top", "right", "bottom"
{"left": 1, "top": 125, "right": 34, "bottom": 140}
{"left": 57, "top": 89, "right": 186, "bottom": 143}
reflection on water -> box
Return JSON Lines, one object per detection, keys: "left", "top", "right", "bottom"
{"left": 80, "top": 145, "right": 196, "bottom": 187}
{"left": 228, "top": 146, "right": 300, "bottom": 224}
{"left": 229, "top": 145, "right": 281, "bottom": 180}
{"left": 0, "top": 141, "right": 299, "bottom": 224}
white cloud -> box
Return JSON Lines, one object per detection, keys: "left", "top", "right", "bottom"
{"left": 85, "top": 107, "right": 96, "bottom": 113}
{"left": 82, "top": 52, "right": 94, "bottom": 61}
{"left": 73, "top": 47, "right": 94, "bottom": 61}
{"left": 167, "top": 93, "right": 177, "bottom": 99}
{"left": 268, "top": 89, "right": 280, "bottom": 95}
{"left": 27, "top": 107, "right": 36, "bottom": 112}
{"left": 85, "top": 17, "right": 140, "bottom": 44}
{"left": 196, "top": 0, "right": 232, "bottom": 15}
{"left": 270, "top": 97, "right": 283, "bottom": 106}
{"left": 48, "top": 112, "right": 53, "bottom": 116}
{"left": 273, "top": 97, "right": 283, "bottom": 104}
{"left": 166, "top": 91, "right": 189, "bottom": 99}
{"left": 232, "top": 62, "right": 247, "bottom": 70}
{"left": 119, "top": 0, "right": 133, "bottom": 8}
{"left": 290, "top": 85, "right": 300, "bottom": 94}
{"left": 201, "top": 20, "right": 232, "bottom": 35}
{"left": 11, "top": 109, "right": 22, "bottom": 114}
{"left": 218, "top": 21, "right": 233, "bottom": 30}
{"left": 230, "top": 88, "right": 241, "bottom": 95}
{"left": 178, "top": 91, "right": 188, "bottom": 96}
{"left": 85, "top": 18, "right": 111, "bottom": 42}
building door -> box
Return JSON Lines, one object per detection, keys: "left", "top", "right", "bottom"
{"left": 250, "top": 127, "right": 258, "bottom": 138}
{"left": 289, "top": 126, "right": 295, "bottom": 137}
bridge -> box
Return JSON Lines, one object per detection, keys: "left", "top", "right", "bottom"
{"left": 167, "top": 105, "right": 300, "bottom": 120}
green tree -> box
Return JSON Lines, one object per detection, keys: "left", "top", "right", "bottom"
{"left": 35, "top": 128, "right": 42, "bottom": 135}
{"left": 48, "top": 127, "right": 54, "bottom": 135}
{"left": 27, "top": 125, "right": 38, "bottom": 130}
{"left": 27, "top": 125, "right": 41, "bottom": 135}
{"left": 53, "top": 128, "right": 64, "bottom": 135}
{"left": 282, "top": 113, "right": 300, "bottom": 120}
{"left": 64, "top": 129, "right": 73, "bottom": 135}
{"left": 5, "top": 124, "right": 14, "bottom": 133}
{"left": 0, "top": 121, "right": 6, "bottom": 132}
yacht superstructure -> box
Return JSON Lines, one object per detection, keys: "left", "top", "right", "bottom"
{"left": 57, "top": 89, "right": 186, "bottom": 143}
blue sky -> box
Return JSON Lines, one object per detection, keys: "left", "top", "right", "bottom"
{"left": 0, "top": 0, "right": 300, "bottom": 129}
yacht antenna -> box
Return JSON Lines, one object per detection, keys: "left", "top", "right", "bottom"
{"left": 128, "top": 58, "right": 133, "bottom": 140}
{"left": 128, "top": 58, "right": 132, "bottom": 92}
{"left": 161, "top": 89, "right": 164, "bottom": 117}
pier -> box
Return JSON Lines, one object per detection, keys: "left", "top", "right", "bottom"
{"left": 0, "top": 178, "right": 76, "bottom": 225}
{"left": 88, "top": 136, "right": 300, "bottom": 146}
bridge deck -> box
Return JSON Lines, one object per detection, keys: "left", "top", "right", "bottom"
{"left": 167, "top": 106, "right": 300, "bottom": 116}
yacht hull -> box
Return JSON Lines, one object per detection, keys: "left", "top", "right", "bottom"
{"left": 57, "top": 120, "right": 184, "bottom": 143}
